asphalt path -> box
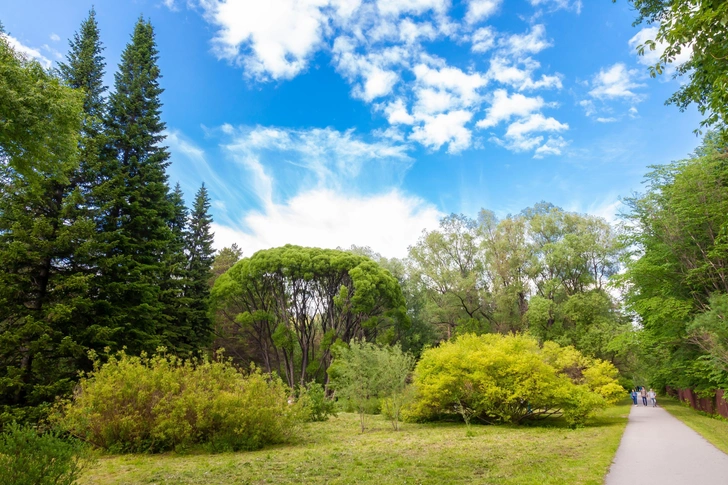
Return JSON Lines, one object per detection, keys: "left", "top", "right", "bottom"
{"left": 605, "top": 402, "right": 728, "bottom": 484}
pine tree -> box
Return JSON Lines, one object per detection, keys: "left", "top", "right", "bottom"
{"left": 185, "top": 184, "right": 216, "bottom": 347}
{"left": 98, "top": 17, "right": 177, "bottom": 354}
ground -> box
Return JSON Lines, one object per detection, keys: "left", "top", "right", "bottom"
{"left": 659, "top": 397, "right": 728, "bottom": 454}
{"left": 80, "top": 401, "right": 630, "bottom": 485}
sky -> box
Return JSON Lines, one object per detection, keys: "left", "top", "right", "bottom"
{"left": 1, "top": 0, "right": 704, "bottom": 258}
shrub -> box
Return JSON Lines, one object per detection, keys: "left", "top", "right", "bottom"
{"left": 329, "top": 341, "right": 414, "bottom": 431}
{"left": 406, "top": 334, "right": 622, "bottom": 426}
{"left": 0, "top": 423, "right": 94, "bottom": 485}
{"left": 53, "top": 351, "right": 306, "bottom": 453}
{"left": 299, "top": 382, "right": 337, "bottom": 422}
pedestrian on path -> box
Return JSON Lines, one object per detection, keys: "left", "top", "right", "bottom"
{"left": 648, "top": 389, "right": 657, "bottom": 407}
{"left": 631, "top": 389, "right": 638, "bottom": 406}
{"left": 641, "top": 387, "right": 648, "bottom": 406}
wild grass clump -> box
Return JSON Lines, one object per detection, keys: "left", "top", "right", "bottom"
{"left": 53, "top": 351, "right": 306, "bottom": 453}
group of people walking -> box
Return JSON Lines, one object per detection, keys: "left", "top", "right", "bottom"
{"left": 631, "top": 387, "right": 657, "bottom": 407}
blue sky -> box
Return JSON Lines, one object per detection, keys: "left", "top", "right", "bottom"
{"left": 2, "top": 0, "right": 703, "bottom": 257}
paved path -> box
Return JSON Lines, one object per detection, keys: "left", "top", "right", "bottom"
{"left": 605, "top": 403, "right": 728, "bottom": 484}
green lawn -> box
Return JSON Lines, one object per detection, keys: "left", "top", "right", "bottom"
{"left": 660, "top": 397, "right": 728, "bottom": 454}
{"left": 80, "top": 401, "right": 630, "bottom": 485}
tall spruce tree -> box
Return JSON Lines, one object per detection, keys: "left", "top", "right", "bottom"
{"left": 99, "top": 17, "right": 178, "bottom": 354}
{"left": 160, "top": 183, "right": 195, "bottom": 351}
{"left": 185, "top": 184, "right": 215, "bottom": 346}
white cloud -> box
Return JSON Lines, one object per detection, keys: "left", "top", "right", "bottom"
{"left": 487, "top": 56, "right": 561, "bottom": 91}
{"left": 384, "top": 98, "right": 415, "bottom": 124}
{"left": 579, "top": 99, "right": 596, "bottom": 116}
{"left": 211, "top": 188, "right": 442, "bottom": 258}
{"left": 410, "top": 110, "right": 473, "bottom": 153}
{"left": 628, "top": 106, "right": 638, "bottom": 118}
{"left": 224, "top": 124, "right": 412, "bottom": 187}
{"left": 465, "top": 0, "right": 502, "bottom": 24}
{"left": 505, "top": 113, "right": 567, "bottom": 138}
{"left": 476, "top": 89, "right": 544, "bottom": 129}
{"left": 529, "top": 0, "right": 581, "bottom": 12}
{"left": 398, "top": 19, "right": 437, "bottom": 44}
{"left": 493, "top": 113, "right": 568, "bottom": 155}
{"left": 533, "top": 136, "right": 567, "bottom": 158}
{"left": 589, "top": 63, "right": 644, "bottom": 99}
{"left": 471, "top": 27, "right": 496, "bottom": 53}
{"left": 500, "top": 24, "right": 551, "bottom": 57}
{"left": 376, "top": 0, "right": 447, "bottom": 17}
{"left": 198, "top": 0, "right": 338, "bottom": 80}
{"left": 596, "top": 117, "right": 617, "bottom": 123}
{"left": 188, "top": 0, "right": 568, "bottom": 155}
{"left": 332, "top": 37, "right": 406, "bottom": 101}
{"left": 1, "top": 34, "right": 52, "bottom": 68}
{"left": 50, "top": 33, "right": 60, "bottom": 42}
{"left": 628, "top": 26, "right": 692, "bottom": 73}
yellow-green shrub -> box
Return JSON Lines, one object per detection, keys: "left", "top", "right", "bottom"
{"left": 53, "top": 352, "right": 305, "bottom": 453}
{"left": 406, "top": 334, "right": 622, "bottom": 426}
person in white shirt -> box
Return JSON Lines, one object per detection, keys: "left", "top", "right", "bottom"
{"left": 648, "top": 389, "right": 657, "bottom": 407}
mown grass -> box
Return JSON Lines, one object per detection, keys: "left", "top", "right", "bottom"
{"left": 80, "top": 401, "right": 631, "bottom": 485}
{"left": 660, "top": 397, "right": 728, "bottom": 455}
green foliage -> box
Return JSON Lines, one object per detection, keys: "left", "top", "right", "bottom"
{"left": 298, "top": 382, "right": 337, "bottom": 422}
{"left": 618, "top": 1, "right": 728, "bottom": 141}
{"left": 211, "top": 246, "right": 408, "bottom": 388}
{"left": 53, "top": 351, "right": 305, "bottom": 453}
{"left": 95, "top": 17, "right": 181, "bottom": 354}
{"left": 184, "top": 183, "right": 215, "bottom": 347}
{"left": 0, "top": 27, "right": 83, "bottom": 178}
{"left": 407, "top": 334, "right": 622, "bottom": 426}
{"left": 0, "top": 16, "right": 94, "bottom": 425}
{"left": 0, "top": 423, "right": 94, "bottom": 485}
{"left": 328, "top": 341, "right": 414, "bottom": 431}
{"left": 621, "top": 136, "right": 728, "bottom": 390}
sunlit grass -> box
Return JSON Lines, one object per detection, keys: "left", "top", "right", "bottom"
{"left": 80, "top": 400, "right": 630, "bottom": 485}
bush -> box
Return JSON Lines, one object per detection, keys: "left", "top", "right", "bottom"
{"left": 0, "top": 423, "right": 94, "bottom": 485}
{"left": 299, "top": 382, "right": 337, "bottom": 422}
{"left": 406, "top": 334, "right": 623, "bottom": 426}
{"left": 53, "top": 351, "right": 306, "bottom": 453}
{"left": 329, "top": 341, "right": 414, "bottom": 431}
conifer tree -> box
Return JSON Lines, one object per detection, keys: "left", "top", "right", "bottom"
{"left": 160, "top": 183, "right": 195, "bottom": 351}
{"left": 99, "top": 17, "right": 177, "bottom": 354}
{"left": 185, "top": 183, "right": 215, "bottom": 346}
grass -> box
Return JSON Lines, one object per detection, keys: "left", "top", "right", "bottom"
{"left": 660, "top": 397, "right": 728, "bottom": 454}
{"left": 79, "top": 400, "right": 631, "bottom": 485}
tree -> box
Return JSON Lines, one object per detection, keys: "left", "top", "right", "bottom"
{"left": 618, "top": 0, "right": 728, "bottom": 140}
{"left": 159, "top": 183, "right": 193, "bottom": 351}
{"left": 96, "top": 17, "right": 177, "bottom": 354}
{"left": 0, "top": 28, "right": 86, "bottom": 424}
{"left": 0, "top": 28, "right": 82, "bottom": 178}
{"left": 345, "top": 245, "right": 438, "bottom": 358}
{"left": 621, "top": 134, "right": 728, "bottom": 390}
{"left": 210, "top": 246, "right": 408, "bottom": 388}
{"left": 210, "top": 244, "right": 243, "bottom": 286}
{"left": 408, "top": 214, "right": 492, "bottom": 338}
{"left": 185, "top": 183, "right": 215, "bottom": 347}
{"left": 328, "top": 341, "right": 414, "bottom": 432}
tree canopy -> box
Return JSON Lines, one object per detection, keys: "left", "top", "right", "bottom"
{"left": 211, "top": 245, "right": 408, "bottom": 388}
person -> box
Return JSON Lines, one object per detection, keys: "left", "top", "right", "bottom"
{"left": 640, "top": 387, "right": 648, "bottom": 406}
{"left": 630, "top": 389, "right": 638, "bottom": 406}
{"left": 648, "top": 389, "right": 657, "bottom": 407}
